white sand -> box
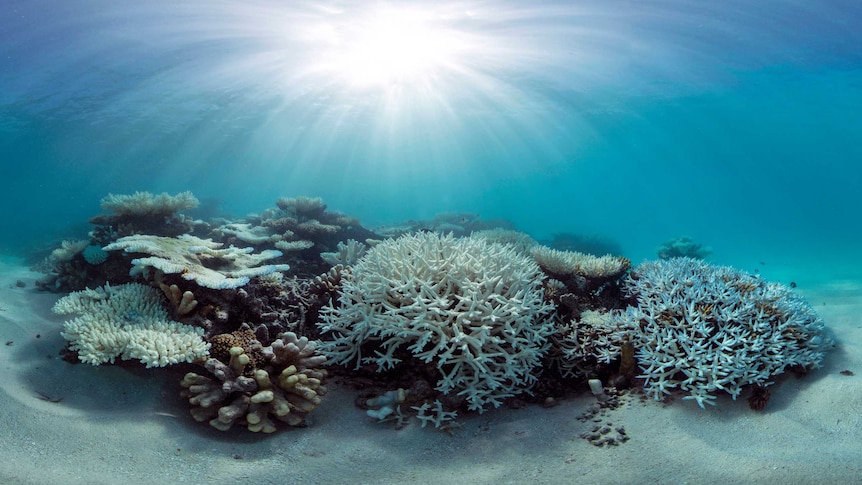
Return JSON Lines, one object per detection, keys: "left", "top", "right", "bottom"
{"left": 1, "top": 256, "right": 860, "bottom": 485}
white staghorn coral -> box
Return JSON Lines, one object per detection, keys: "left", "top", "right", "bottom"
{"left": 318, "top": 232, "right": 554, "bottom": 412}
{"left": 103, "top": 234, "right": 290, "bottom": 289}
{"left": 610, "top": 258, "right": 834, "bottom": 408}
{"left": 552, "top": 309, "right": 636, "bottom": 379}
{"left": 53, "top": 283, "right": 209, "bottom": 368}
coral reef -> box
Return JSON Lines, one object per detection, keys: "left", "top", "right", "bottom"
{"left": 180, "top": 332, "right": 327, "bottom": 432}
{"left": 103, "top": 234, "right": 290, "bottom": 289}
{"left": 319, "top": 232, "right": 555, "bottom": 412}
{"left": 610, "top": 258, "right": 834, "bottom": 408}
{"left": 656, "top": 236, "right": 713, "bottom": 260}
{"left": 53, "top": 283, "right": 210, "bottom": 367}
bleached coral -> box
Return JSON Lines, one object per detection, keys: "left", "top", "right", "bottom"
{"left": 319, "top": 232, "right": 555, "bottom": 412}
{"left": 214, "top": 222, "right": 282, "bottom": 245}
{"left": 552, "top": 309, "right": 636, "bottom": 379}
{"left": 412, "top": 400, "right": 458, "bottom": 429}
{"left": 53, "top": 283, "right": 209, "bottom": 368}
{"left": 531, "top": 245, "right": 630, "bottom": 280}
{"left": 180, "top": 332, "right": 327, "bottom": 432}
{"left": 50, "top": 239, "right": 89, "bottom": 262}
{"left": 103, "top": 234, "right": 290, "bottom": 289}
{"left": 320, "top": 239, "right": 367, "bottom": 266}
{"left": 610, "top": 258, "right": 834, "bottom": 408}
{"left": 274, "top": 239, "right": 314, "bottom": 252}
{"left": 100, "top": 191, "right": 199, "bottom": 216}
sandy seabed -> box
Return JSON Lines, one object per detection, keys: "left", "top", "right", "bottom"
{"left": 1, "top": 256, "right": 860, "bottom": 485}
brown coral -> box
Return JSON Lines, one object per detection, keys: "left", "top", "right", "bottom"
{"left": 208, "top": 329, "right": 263, "bottom": 369}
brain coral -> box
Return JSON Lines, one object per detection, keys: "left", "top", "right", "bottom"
{"left": 611, "top": 257, "right": 834, "bottom": 408}
{"left": 318, "top": 232, "right": 555, "bottom": 412}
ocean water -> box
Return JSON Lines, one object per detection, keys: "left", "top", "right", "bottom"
{"left": 2, "top": 0, "right": 861, "bottom": 273}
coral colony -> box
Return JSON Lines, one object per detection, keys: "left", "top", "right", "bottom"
{"left": 39, "top": 191, "right": 834, "bottom": 435}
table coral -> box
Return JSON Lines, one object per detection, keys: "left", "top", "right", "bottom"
{"left": 103, "top": 234, "right": 290, "bottom": 289}
{"left": 318, "top": 232, "right": 554, "bottom": 412}
{"left": 180, "top": 332, "right": 327, "bottom": 432}
{"left": 92, "top": 191, "right": 200, "bottom": 238}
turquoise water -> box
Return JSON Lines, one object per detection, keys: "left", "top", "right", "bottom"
{"left": 2, "top": 0, "right": 861, "bottom": 278}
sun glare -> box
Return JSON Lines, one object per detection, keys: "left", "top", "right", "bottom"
{"left": 319, "top": 7, "right": 466, "bottom": 88}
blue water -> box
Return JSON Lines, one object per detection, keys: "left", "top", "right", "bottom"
{"left": 3, "top": 0, "right": 861, "bottom": 279}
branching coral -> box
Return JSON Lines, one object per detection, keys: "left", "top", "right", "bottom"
{"left": 552, "top": 309, "right": 636, "bottom": 379}
{"left": 320, "top": 239, "right": 367, "bottom": 267}
{"left": 319, "top": 232, "right": 554, "bottom": 412}
{"left": 103, "top": 234, "right": 290, "bottom": 289}
{"left": 53, "top": 283, "right": 210, "bottom": 367}
{"left": 180, "top": 332, "right": 327, "bottom": 432}
{"left": 609, "top": 257, "right": 834, "bottom": 408}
